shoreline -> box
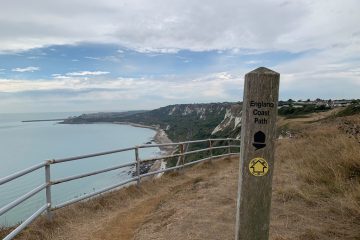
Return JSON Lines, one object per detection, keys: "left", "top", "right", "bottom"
{"left": 114, "top": 121, "right": 176, "bottom": 177}
{"left": 113, "top": 121, "right": 175, "bottom": 155}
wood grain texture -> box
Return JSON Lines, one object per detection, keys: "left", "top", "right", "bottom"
{"left": 235, "top": 67, "right": 280, "bottom": 240}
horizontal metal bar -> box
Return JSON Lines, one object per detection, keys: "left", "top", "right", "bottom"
{"left": 141, "top": 144, "right": 241, "bottom": 161}
{"left": 180, "top": 139, "right": 209, "bottom": 144}
{"left": 52, "top": 147, "right": 136, "bottom": 164}
{"left": 140, "top": 165, "right": 182, "bottom": 178}
{"left": 52, "top": 162, "right": 135, "bottom": 185}
{"left": 209, "top": 138, "right": 240, "bottom": 142}
{"left": 138, "top": 142, "right": 180, "bottom": 148}
{"left": 184, "top": 147, "right": 211, "bottom": 155}
{"left": 3, "top": 204, "right": 48, "bottom": 240}
{"left": 0, "top": 183, "right": 47, "bottom": 216}
{"left": 140, "top": 153, "right": 183, "bottom": 163}
{"left": 52, "top": 177, "right": 137, "bottom": 210}
{"left": 0, "top": 162, "right": 46, "bottom": 186}
{"left": 46, "top": 138, "right": 239, "bottom": 164}
{"left": 137, "top": 138, "right": 239, "bottom": 149}
{"left": 212, "top": 153, "right": 235, "bottom": 159}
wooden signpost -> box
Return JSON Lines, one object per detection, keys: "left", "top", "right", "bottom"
{"left": 235, "top": 67, "right": 280, "bottom": 240}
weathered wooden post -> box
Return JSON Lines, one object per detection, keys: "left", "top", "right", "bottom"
{"left": 235, "top": 67, "right": 280, "bottom": 240}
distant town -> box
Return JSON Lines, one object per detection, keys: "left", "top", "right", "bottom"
{"left": 278, "top": 98, "right": 359, "bottom": 109}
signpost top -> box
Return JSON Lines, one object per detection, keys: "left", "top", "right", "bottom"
{"left": 246, "top": 67, "right": 279, "bottom": 76}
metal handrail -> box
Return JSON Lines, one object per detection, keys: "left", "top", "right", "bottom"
{"left": 3, "top": 204, "right": 49, "bottom": 240}
{"left": 0, "top": 183, "right": 47, "bottom": 216}
{"left": 52, "top": 146, "right": 136, "bottom": 164}
{"left": 52, "top": 162, "right": 135, "bottom": 185}
{"left": 0, "top": 138, "right": 240, "bottom": 240}
{"left": 140, "top": 153, "right": 183, "bottom": 163}
{"left": 0, "top": 162, "right": 46, "bottom": 185}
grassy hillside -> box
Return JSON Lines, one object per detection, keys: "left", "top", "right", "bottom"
{"left": 336, "top": 103, "right": 360, "bottom": 117}
{"left": 63, "top": 102, "right": 242, "bottom": 142}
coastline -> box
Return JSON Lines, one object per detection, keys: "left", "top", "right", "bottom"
{"left": 113, "top": 121, "right": 175, "bottom": 154}
{"left": 114, "top": 121, "right": 176, "bottom": 177}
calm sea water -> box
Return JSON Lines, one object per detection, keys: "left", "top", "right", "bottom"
{"left": 0, "top": 112, "right": 159, "bottom": 226}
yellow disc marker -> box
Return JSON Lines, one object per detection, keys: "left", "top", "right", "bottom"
{"left": 249, "top": 157, "right": 269, "bottom": 176}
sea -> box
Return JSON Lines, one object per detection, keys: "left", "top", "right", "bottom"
{"left": 0, "top": 112, "right": 160, "bottom": 226}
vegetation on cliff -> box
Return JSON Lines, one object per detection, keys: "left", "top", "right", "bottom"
{"left": 336, "top": 103, "right": 360, "bottom": 117}
{"left": 63, "top": 102, "right": 243, "bottom": 142}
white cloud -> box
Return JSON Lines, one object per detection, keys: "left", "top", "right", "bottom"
{"left": 0, "top": 72, "right": 242, "bottom": 100}
{"left": 0, "top": 0, "right": 358, "bottom": 54}
{"left": 66, "top": 71, "right": 110, "bottom": 76}
{"left": 84, "top": 56, "right": 101, "bottom": 60}
{"left": 11, "top": 66, "right": 40, "bottom": 72}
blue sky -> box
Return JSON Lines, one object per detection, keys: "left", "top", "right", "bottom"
{"left": 0, "top": 0, "right": 359, "bottom": 113}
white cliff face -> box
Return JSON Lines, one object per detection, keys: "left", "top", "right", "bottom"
{"left": 169, "top": 105, "right": 217, "bottom": 119}
{"left": 182, "top": 106, "right": 194, "bottom": 115}
{"left": 212, "top": 109, "right": 233, "bottom": 135}
{"left": 168, "top": 106, "right": 177, "bottom": 115}
{"left": 211, "top": 107, "right": 242, "bottom": 136}
{"left": 234, "top": 116, "right": 242, "bottom": 130}
{"left": 160, "top": 103, "right": 241, "bottom": 139}
{"left": 196, "top": 107, "right": 206, "bottom": 119}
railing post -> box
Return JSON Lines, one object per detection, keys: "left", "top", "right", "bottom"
{"left": 180, "top": 143, "right": 185, "bottom": 168}
{"left": 176, "top": 143, "right": 185, "bottom": 167}
{"left": 135, "top": 147, "right": 140, "bottom": 186}
{"left": 209, "top": 139, "right": 213, "bottom": 161}
{"left": 45, "top": 161, "right": 52, "bottom": 221}
{"left": 227, "top": 138, "right": 231, "bottom": 155}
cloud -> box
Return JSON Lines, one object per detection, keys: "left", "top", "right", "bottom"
{"left": 0, "top": 0, "right": 358, "bottom": 54}
{"left": 0, "top": 71, "right": 242, "bottom": 100}
{"left": 11, "top": 66, "right": 40, "bottom": 72}
{"left": 66, "top": 71, "right": 110, "bottom": 76}
{"left": 84, "top": 56, "right": 101, "bottom": 60}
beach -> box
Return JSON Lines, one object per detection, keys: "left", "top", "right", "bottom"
{"left": 114, "top": 122, "right": 177, "bottom": 176}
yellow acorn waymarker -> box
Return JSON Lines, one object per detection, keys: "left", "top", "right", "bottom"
{"left": 249, "top": 157, "right": 269, "bottom": 176}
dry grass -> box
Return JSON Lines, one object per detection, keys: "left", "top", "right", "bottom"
{"left": 1, "top": 114, "right": 360, "bottom": 240}
{"left": 271, "top": 116, "right": 360, "bottom": 240}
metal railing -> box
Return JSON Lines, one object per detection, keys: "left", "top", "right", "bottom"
{"left": 0, "top": 138, "right": 240, "bottom": 240}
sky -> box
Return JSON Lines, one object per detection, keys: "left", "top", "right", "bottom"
{"left": 0, "top": 0, "right": 359, "bottom": 113}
